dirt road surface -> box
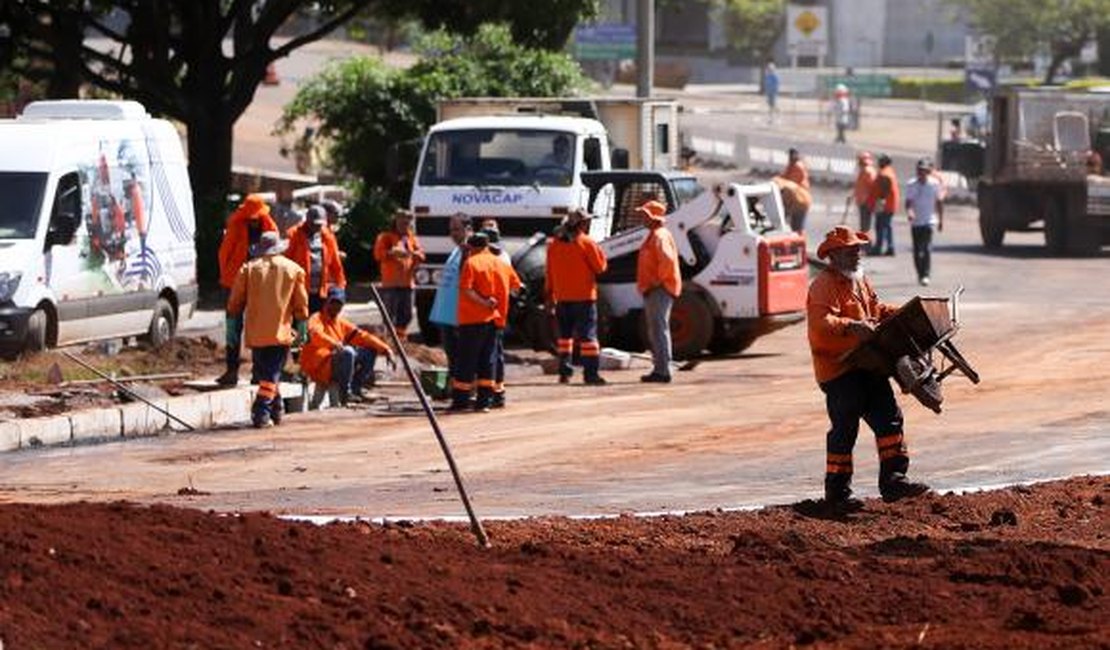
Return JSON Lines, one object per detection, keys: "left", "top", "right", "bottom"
{"left": 0, "top": 190, "right": 1107, "bottom": 519}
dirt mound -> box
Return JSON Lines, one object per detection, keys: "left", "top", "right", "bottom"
{"left": 0, "top": 477, "right": 1105, "bottom": 648}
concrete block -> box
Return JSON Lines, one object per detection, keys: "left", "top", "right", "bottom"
{"left": 120, "top": 401, "right": 169, "bottom": 437}
{"left": 164, "top": 394, "right": 212, "bottom": 431}
{"left": 0, "top": 421, "right": 20, "bottom": 452}
{"left": 19, "top": 416, "right": 71, "bottom": 448}
{"left": 69, "top": 408, "right": 123, "bottom": 443}
{"left": 209, "top": 387, "right": 252, "bottom": 427}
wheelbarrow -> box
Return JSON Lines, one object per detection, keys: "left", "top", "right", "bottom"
{"left": 843, "top": 286, "right": 980, "bottom": 413}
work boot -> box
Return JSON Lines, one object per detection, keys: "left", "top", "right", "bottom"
{"left": 880, "top": 475, "right": 930, "bottom": 503}
{"left": 215, "top": 367, "right": 239, "bottom": 387}
{"left": 640, "top": 373, "right": 671, "bottom": 383}
{"left": 558, "top": 374, "right": 571, "bottom": 384}
{"left": 584, "top": 376, "right": 608, "bottom": 386}
{"left": 823, "top": 489, "right": 864, "bottom": 514}
{"left": 270, "top": 400, "right": 283, "bottom": 426}
{"left": 490, "top": 393, "right": 505, "bottom": 409}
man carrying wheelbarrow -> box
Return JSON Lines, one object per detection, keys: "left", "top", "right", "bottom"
{"left": 807, "top": 226, "right": 931, "bottom": 511}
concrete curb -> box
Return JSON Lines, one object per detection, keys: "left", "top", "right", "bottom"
{"left": 1, "top": 386, "right": 257, "bottom": 453}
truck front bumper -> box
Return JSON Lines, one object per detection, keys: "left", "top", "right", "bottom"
{"left": 0, "top": 304, "right": 32, "bottom": 348}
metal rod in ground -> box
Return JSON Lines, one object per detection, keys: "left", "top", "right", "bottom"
{"left": 368, "top": 283, "right": 490, "bottom": 548}
{"left": 60, "top": 350, "right": 196, "bottom": 432}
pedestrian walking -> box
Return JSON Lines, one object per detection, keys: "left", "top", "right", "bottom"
{"left": 807, "top": 225, "right": 930, "bottom": 511}
{"left": 300, "top": 287, "right": 394, "bottom": 406}
{"left": 546, "top": 208, "right": 609, "bottom": 385}
{"left": 373, "top": 209, "right": 425, "bottom": 339}
{"left": 905, "top": 158, "right": 945, "bottom": 286}
{"left": 226, "top": 231, "right": 309, "bottom": 428}
{"left": 451, "top": 232, "right": 520, "bottom": 412}
{"left": 870, "top": 154, "right": 900, "bottom": 256}
{"left": 285, "top": 205, "right": 346, "bottom": 314}
{"left": 636, "top": 200, "right": 682, "bottom": 383}
{"left": 852, "top": 151, "right": 877, "bottom": 235}
{"left": 216, "top": 194, "right": 278, "bottom": 386}
{"left": 763, "top": 62, "right": 780, "bottom": 124}
{"left": 429, "top": 213, "right": 471, "bottom": 383}
{"left": 832, "top": 84, "right": 852, "bottom": 144}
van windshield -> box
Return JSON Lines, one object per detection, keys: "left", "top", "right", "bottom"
{"left": 0, "top": 172, "right": 47, "bottom": 239}
{"left": 418, "top": 129, "right": 577, "bottom": 188}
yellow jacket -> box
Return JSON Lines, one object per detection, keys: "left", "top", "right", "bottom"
{"left": 227, "top": 254, "right": 309, "bottom": 348}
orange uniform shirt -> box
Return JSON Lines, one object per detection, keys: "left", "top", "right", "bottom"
{"left": 300, "top": 311, "right": 390, "bottom": 384}
{"left": 373, "top": 230, "right": 425, "bottom": 288}
{"left": 872, "top": 166, "right": 900, "bottom": 214}
{"left": 218, "top": 209, "right": 278, "bottom": 289}
{"left": 545, "top": 233, "right": 608, "bottom": 303}
{"left": 853, "top": 164, "right": 877, "bottom": 208}
{"left": 458, "top": 249, "right": 522, "bottom": 327}
{"left": 782, "top": 160, "right": 810, "bottom": 189}
{"left": 636, "top": 226, "right": 682, "bottom": 298}
{"left": 773, "top": 176, "right": 813, "bottom": 218}
{"left": 284, "top": 224, "right": 347, "bottom": 298}
{"left": 227, "top": 254, "right": 309, "bottom": 348}
{"left": 806, "top": 268, "right": 898, "bottom": 383}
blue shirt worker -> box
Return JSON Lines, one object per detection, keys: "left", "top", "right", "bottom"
{"left": 429, "top": 213, "right": 471, "bottom": 382}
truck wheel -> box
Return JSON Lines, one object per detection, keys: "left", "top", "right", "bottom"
{"left": 978, "top": 185, "right": 1004, "bottom": 249}
{"left": 142, "top": 298, "right": 176, "bottom": 348}
{"left": 24, "top": 308, "right": 48, "bottom": 354}
{"left": 669, "top": 290, "right": 713, "bottom": 361}
{"left": 1044, "top": 197, "right": 1068, "bottom": 255}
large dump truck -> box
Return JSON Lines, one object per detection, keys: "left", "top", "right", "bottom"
{"left": 975, "top": 87, "right": 1110, "bottom": 255}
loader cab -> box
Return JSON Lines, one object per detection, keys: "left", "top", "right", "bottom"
{"left": 581, "top": 170, "right": 704, "bottom": 237}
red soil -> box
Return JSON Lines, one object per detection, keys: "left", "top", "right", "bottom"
{"left": 0, "top": 476, "right": 1105, "bottom": 649}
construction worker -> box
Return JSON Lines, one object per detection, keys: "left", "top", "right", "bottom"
{"left": 852, "top": 152, "right": 877, "bottom": 235}
{"left": 373, "top": 209, "right": 425, "bottom": 338}
{"left": 782, "top": 147, "right": 810, "bottom": 189}
{"left": 216, "top": 194, "right": 278, "bottom": 386}
{"left": 226, "top": 231, "right": 309, "bottom": 428}
{"left": 772, "top": 176, "right": 813, "bottom": 235}
{"left": 451, "top": 231, "right": 520, "bottom": 412}
{"left": 285, "top": 205, "right": 346, "bottom": 314}
{"left": 905, "top": 157, "right": 945, "bottom": 287}
{"left": 478, "top": 218, "right": 517, "bottom": 407}
{"left": 429, "top": 213, "right": 472, "bottom": 383}
{"left": 636, "top": 200, "right": 681, "bottom": 384}
{"left": 301, "top": 287, "right": 394, "bottom": 406}
{"left": 808, "top": 225, "right": 930, "bottom": 510}
{"left": 546, "top": 208, "right": 608, "bottom": 385}
{"left": 870, "top": 154, "right": 900, "bottom": 256}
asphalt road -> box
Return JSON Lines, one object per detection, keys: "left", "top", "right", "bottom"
{"left": 1, "top": 186, "right": 1107, "bottom": 519}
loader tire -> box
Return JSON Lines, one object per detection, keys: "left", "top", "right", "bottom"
{"left": 669, "top": 290, "right": 713, "bottom": 361}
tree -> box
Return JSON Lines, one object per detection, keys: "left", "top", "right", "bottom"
{"left": 375, "top": 0, "right": 600, "bottom": 50}
{"left": 948, "top": 0, "right": 1110, "bottom": 84}
{"left": 709, "top": 0, "right": 785, "bottom": 65}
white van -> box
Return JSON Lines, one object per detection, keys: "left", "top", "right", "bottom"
{"left": 0, "top": 100, "right": 197, "bottom": 356}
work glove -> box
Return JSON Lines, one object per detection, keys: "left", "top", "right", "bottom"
{"left": 224, "top": 316, "right": 243, "bottom": 353}
{"left": 293, "top": 319, "right": 308, "bottom": 347}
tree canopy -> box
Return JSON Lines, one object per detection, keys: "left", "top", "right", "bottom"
{"left": 948, "top": 0, "right": 1110, "bottom": 83}
{"left": 710, "top": 0, "right": 785, "bottom": 65}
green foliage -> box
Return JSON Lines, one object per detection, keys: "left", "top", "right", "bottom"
{"left": 375, "top": 0, "right": 600, "bottom": 50}
{"left": 337, "top": 186, "right": 396, "bottom": 279}
{"left": 890, "top": 77, "right": 971, "bottom": 103}
{"left": 709, "top": 0, "right": 785, "bottom": 64}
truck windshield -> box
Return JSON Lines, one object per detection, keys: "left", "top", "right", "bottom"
{"left": 418, "top": 129, "right": 577, "bottom": 187}
{"left": 0, "top": 172, "right": 47, "bottom": 239}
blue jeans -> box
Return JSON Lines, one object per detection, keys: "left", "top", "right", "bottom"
{"left": 858, "top": 204, "right": 873, "bottom": 235}
{"left": 873, "top": 211, "right": 895, "bottom": 255}
{"left": 331, "top": 345, "right": 376, "bottom": 397}
{"left": 643, "top": 288, "right": 674, "bottom": 378}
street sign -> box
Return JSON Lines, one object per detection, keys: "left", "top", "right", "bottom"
{"left": 574, "top": 23, "right": 636, "bottom": 61}
{"left": 786, "top": 4, "right": 828, "bottom": 58}
{"left": 965, "top": 67, "right": 997, "bottom": 93}
{"left": 822, "top": 75, "right": 892, "bottom": 98}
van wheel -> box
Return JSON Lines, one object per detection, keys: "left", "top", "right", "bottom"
{"left": 143, "top": 298, "right": 176, "bottom": 348}
{"left": 25, "top": 308, "right": 48, "bottom": 354}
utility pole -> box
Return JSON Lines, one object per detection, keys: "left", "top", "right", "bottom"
{"left": 636, "top": 0, "right": 654, "bottom": 98}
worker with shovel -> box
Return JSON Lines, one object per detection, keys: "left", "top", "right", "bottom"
{"left": 227, "top": 231, "right": 309, "bottom": 428}
{"left": 300, "top": 287, "right": 394, "bottom": 406}
{"left": 807, "top": 226, "right": 930, "bottom": 511}
{"left": 547, "top": 208, "right": 608, "bottom": 385}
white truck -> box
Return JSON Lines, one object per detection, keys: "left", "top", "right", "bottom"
{"left": 0, "top": 100, "right": 197, "bottom": 357}
{"left": 408, "top": 97, "right": 679, "bottom": 340}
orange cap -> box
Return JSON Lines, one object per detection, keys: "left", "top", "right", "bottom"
{"left": 635, "top": 200, "right": 667, "bottom": 224}
{"left": 238, "top": 194, "right": 271, "bottom": 219}
{"left": 816, "top": 225, "right": 870, "bottom": 259}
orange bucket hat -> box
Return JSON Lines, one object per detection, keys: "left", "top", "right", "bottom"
{"left": 234, "top": 194, "right": 271, "bottom": 220}
{"left": 816, "top": 225, "right": 870, "bottom": 259}
{"left": 635, "top": 200, "right": 667, "bottom": 224}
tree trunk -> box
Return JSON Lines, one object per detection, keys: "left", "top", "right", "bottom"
{"left": 187, "top": 110, "right": 235, "bottom": 294}
{"left": 46, "top": 10, "right": 83, "bottom": 99}
{"left": 1043, "top": 53, "right": 1069, "bottom": 85}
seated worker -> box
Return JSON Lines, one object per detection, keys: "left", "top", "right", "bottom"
{"left": 300, "top": 287, "right": 394, "bottom": 406}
